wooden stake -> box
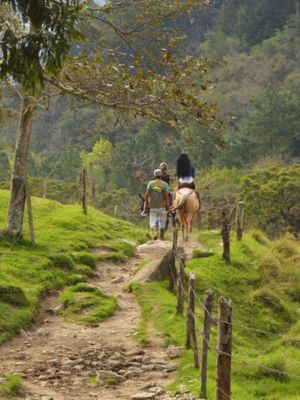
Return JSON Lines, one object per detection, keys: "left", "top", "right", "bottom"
{"left": 42, "top": 179, "right": 47, "bottom": 199}
{"left": 236, "top": 201, "right": 244, "bottom": 241}
{"left": 186, "top": 273, "right": 199, "bottom": 368}
{"left": 80, "top": 168, "right": 87, "bottom": 215}
{"left": 216, "top": 297, "right": 232, "bottom": 400}
{"left": 176, "top": 255, "right": 185, "bottom": 315}
{"left": 201, "top": 289, "right": 214, "bottom": 399}
{"left": 25, "top": 182, "right": 36, "bottom": 246}
{"left": 221, "top": 207, "right": 230, "bottom": 263}
{"left": 172, "top": 229, "right": 178, "bottom": 253}
{"left": 90, "top": 164, "right": 96, "bottom": 208}
{"left": 169, "top": 231, "right": 178, "bottom": 292}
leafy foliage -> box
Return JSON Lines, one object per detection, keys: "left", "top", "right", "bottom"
{"left": 0, "top": 0, "right": 82, "bottom": 91}
{"left": 242, "top": 165, "right": 300, "bottom": 237}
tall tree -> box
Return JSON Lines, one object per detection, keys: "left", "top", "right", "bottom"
{"left": 1, "top": 0, "right": 217, "bottom": 237}
{"left": 1, "top": 0, "right": 82, "bottom": 236}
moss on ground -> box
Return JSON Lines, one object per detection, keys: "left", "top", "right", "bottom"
{"left": 0, "top": 189, "right": 146, "bottom": 343}
{"left": 60, "top": 283, "right": 117, "bottom": 324}
{"left": 132, "top": 229, "right": 300, "bottom": 399}
{"left": 0, "top": 374, "right": 22, "bottom": 397}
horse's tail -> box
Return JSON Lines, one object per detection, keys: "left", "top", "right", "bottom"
{"left": 173, "top": 192, "right": 189, "bottom": 212}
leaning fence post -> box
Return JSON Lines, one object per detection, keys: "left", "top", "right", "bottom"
{"left": 221, "top": 207, "right": 230, "bottom": 263}
{"left": 176, "top": 254, "right": 185, "bottom": 315}
{"left": 25, "top": 182, "right": 36, "bottom": 247}
{"left": 201, "top": 289, "right": 214, "bottom": 399}
{"left": 186, "top": 273, "right": 199, "bottom": 368}
{"left": 216, "top": 297, "right": 232, "bottom": 400}
{"left": 80, "top": 168, "right": 87, "bottom": 215}
{"left": 169, "top": 231, "right": 178, "bottom": 292}
{"left": 236, "top": 201, "right": 244, "bottom": 241}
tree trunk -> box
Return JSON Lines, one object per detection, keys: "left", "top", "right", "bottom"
{"left": 7, "top": 96, "right": 35, "bottom": 237}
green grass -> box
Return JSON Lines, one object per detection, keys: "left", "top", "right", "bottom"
{"left": 132, "top": 229, "right": 300, "bottom": 399}
{"left": 133, "top": 258, "right": 151, "bottom": 275}
{"left": 60, "top": 283, "right": 117, "bottom": 324}
{"left": 0, "top": 374, "right": 22, "bottom": 397}
{"left": 0, "top": 189, "right": 146, "bottom": 343}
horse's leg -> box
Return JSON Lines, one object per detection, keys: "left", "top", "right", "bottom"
{"left": 165, "top": 214, "right": 169, "bottom": 231}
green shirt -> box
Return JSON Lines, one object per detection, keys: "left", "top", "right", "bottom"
{"left": 147, "top": 179, "right": 169, "bottom": 209}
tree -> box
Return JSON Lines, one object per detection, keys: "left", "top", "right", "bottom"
{"left": 242, "top": 165, "right": 300, "bottom": 238}
{"left": 1, "top": 0, "right": 82, "bottom": 237}
{"left": 1, "top": 0, "right": 217, "bottom": 237}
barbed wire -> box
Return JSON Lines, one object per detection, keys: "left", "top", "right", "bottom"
{"left": 171, "top": 232, "right": 300, "bottom": 392}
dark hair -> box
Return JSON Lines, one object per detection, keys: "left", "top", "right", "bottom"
{"left": 176, "top": 153, "right": 191, "bottom": 177}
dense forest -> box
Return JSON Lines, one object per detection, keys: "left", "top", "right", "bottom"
{"left": 0, "top": 0, "right": 299, "bottom": 234}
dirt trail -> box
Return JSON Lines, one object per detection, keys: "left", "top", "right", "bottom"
{"left": 0, "top": 240, "right": 189, "bottom": 400}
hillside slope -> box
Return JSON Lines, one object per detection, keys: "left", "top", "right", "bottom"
{"left": 0, "top": 190, "right": 147, "bottom": 343}
{"left": 132, "top": 230, "right": 300, "bottom": 399}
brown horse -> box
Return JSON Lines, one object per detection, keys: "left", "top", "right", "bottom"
{"left": 173, "top": 188, "right": 199, "bottom": 241}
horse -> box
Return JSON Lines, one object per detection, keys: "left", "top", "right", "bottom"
{"left": 173, "top": 188, "right": 199, "bottom": 242}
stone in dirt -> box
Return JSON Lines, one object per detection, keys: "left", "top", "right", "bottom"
{"left": 97, "top": 370, "right": 125, "bottom": 382}
{"left": 111, "top": 276, "right": 124, "bottom": 283}
{"left": 131, "top": 393, "right": 156, "bottom": 400}
{"left": 167, "top": 346, "right": 183, "bottom": 359}
{"left": 165, "top": 363, "right": 178, "bottom": 372}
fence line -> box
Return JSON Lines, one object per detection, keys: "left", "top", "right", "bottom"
{"left": 170, "top": 228, "right": 300, "bottom": 400}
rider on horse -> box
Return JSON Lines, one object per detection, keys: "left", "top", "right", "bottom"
{"left": 144, "top": 169, "right": 170, "bottom": 241}
{"left": 174, "top": 153, "right": 201, "bottom": 210}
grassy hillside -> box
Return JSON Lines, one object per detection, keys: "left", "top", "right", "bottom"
{"left": 132, "top": 230, "right": 300, "bottom": 399}
{"left": 0, "top": 189, "right": 147, "bottom": 343}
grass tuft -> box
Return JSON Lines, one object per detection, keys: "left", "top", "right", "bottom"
{"left": 60, "top": 283, "right": 117, "bottom": 324}
{"left": 72, "top": 252, "right": 97, "bottom": 269}
{"left": 0, "top": 374, "right": 22, "bottom": 397}
{"left": 48, "top": 254, "right": 74, "bottom": 270}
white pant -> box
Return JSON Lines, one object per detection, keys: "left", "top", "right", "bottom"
{"left": 149, "top": 208, "right": 167, "bottom": 230}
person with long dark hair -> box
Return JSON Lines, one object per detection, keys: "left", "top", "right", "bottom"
{"left": 176, "top": 153, "right": 195, "bottom": 188}
{"left": 174, "top": 153, "right": 201, "bottom": 211}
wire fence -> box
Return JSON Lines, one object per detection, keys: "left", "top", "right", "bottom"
{"left": 171, "top": 229, "right": 300, "bottom": 400}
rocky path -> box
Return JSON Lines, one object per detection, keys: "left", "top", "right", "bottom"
{"left": 0, "top": 240, "right": 195, "bottom": 400}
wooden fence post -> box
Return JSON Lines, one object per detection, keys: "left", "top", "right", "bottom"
{"left": 42, "top": 179, "right": 47, "bottom": 199}
{"left": 186, "top": 273, "right": 199, "bottom": 368}
{"left": 80, "top": 168, "right": 87, "bottom": 215}
{"left": 221, "top": 207, "right": 230, "bottom": 263}
{"left": 169, "top": 231, "right": 178, "bottom": 292}
{"left": 89, "top": 164, "right": 97, "bottom": 208}
{"left": 216, "top": 297, "right": 232, "bottom": 400}
{"left": 25, "top": 182, "right": 36, "bottom": 246}
{"left": 201, "top": 289, "right": 214, "bottom": 399}
{"left": 236, "top": 201, "right": 244, "bottom": 241}
{"left": 176, "top": 255, "right": 185, "bottom": 315}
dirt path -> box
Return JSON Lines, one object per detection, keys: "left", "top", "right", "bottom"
{"left": 0, "top": 240, "right": 187, "bottom": 400}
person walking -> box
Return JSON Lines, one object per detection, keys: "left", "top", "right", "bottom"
{"left": 144, "top": 169, "right": 170, "bottom": 240}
